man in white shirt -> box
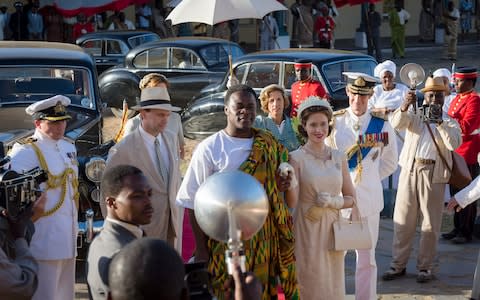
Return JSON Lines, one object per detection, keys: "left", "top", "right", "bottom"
{"left": 87, "top": 165, "right": 153, "bottom": 300}
{"left": 27, "top": 4, "right": 43, "bottom": 40}
{"left": 382, "top": 76, "right": 461, "bottom": 283}
{"left": 176, "top": 84, "right": 299, "bottom": 299}
{"left": 104, "top": 86, "right": 183, "bottom": 252}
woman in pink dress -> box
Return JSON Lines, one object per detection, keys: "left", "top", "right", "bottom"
{"left": 286, "top": 96, "right": 356, "bottom": 299}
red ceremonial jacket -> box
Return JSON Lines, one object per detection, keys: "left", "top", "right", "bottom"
{"left": 448, "top": 90, "right": 480, "bottom": 164}
{"left": 290, "top": 79, "right": 327, "bottom": 117}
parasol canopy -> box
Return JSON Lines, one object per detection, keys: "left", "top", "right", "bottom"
{"left": 166, "top": 0, "right": 287, "bottom": 26}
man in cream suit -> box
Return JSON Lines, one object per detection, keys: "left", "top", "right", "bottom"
{"left": 382, "top": 76, "right": 461, "bottom": 283}
{"left": 327, "top": 72, "right": 398, "bottom": 300}
{"left": 103, "top": 86, "right": 183, "bottom": 252}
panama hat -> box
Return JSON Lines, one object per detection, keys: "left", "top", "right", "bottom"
{"left": 132, "top": 87, "right": 180, "bottom": 111}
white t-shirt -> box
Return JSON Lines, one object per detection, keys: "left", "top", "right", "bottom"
{"left": 176, "top": 130, "right": 254, "bottom": 209}
{"left": 368, "top": 83, "right": 410, "bottom": 110}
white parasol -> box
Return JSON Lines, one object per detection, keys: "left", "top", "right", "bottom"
{"left": 166, "top": 0, "right": 287, "bottom": 77}
{"left": 166, "top": 0, "right": 287, "bottom": 26}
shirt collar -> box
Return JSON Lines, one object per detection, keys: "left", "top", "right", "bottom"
{"left": 347, "top": 107, "right": 370, "bottom": 123}
{"left": 33, "top": 129, "right": 60, "bottom": 144}
{"left": 106, "top": 216, "right": 143, "bottom": 239}
{"left": 139, "top": 124, "right": 158, "bottom": 143}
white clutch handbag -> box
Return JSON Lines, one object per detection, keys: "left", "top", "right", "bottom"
{"left": 332, "top": 204, "right": 372, "bottom": 251}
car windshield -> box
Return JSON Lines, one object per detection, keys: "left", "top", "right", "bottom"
{"left": 127, "top": 33, "right": 160, "bottom": 48}
{"left": 321, "top": 59, "right": 377, "bottom": 92}
{"left": 0, "top": 67, "right": 96, "bottom": 109}
{"left": 199, "top": 44, "right": 244, "bottom": 67}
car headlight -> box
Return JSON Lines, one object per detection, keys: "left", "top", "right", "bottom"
{"left": 90, "top": 187, "right": 102, "bottom": 203}
{"left": 85, "top": 157, "right": 106, "bottom": 183}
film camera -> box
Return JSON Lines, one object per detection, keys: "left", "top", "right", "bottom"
{"left": 0, "top": 154, "right": 47, "bottom": 217}
{"left": 420, "top": 103, "right": 443, "bottom": 124}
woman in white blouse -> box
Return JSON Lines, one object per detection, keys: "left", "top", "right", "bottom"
{"left": 369, "top": 60, "right": 409, "bottom": 195}
{"left": 369, "top": 60, "right": 410, "bottom": 116}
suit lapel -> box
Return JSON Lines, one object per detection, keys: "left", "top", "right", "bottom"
{"left": 161, "top": 132, "right": 177, "bottom": 193}
{"left": 133, "top": 129, "right": 165, "bottom": 187}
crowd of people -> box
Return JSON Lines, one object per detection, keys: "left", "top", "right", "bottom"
{"left": 1, "top": 0, "right": 480, "bottom": 57}
{"left": 0, "top": 1, "right": 156, "bottom": 43}
{"left": 1, "top": 51, "right": 479, "bottom": 300}
{"left": 2, "top": 2, "right": 480, "bottom": 300}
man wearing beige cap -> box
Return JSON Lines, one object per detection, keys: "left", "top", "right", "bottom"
{"left": 104, "top": 86, "right": 183, "bottom": 252}
{"left": 9, "top": 95, "right": 79, "bottom": 300}
{"left": 382, "top": 76, "right": 461, "bottom": 283}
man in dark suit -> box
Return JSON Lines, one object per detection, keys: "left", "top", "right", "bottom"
{"left": 87, "top": 165, "right": 153, "bottom": 300}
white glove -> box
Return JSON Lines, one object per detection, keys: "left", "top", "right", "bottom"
{"left": 226, "top": 75, "right": 240, "bottom": 88}
{"left": 315, "top": 192, "right": 344, "bottom": 209}
{"left": 278, "top": 162, "right": 298, "bottom": 190}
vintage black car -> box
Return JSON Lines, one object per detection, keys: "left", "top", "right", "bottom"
{"left": 182, "top": 48, "right": 377, "bottom": 140}
{"left": 98, "top": 36, "right": 245, "bottom": 116}
{"left": 76, "top": 30, "right": 161, "bottom": 75}
{"left": 0, "top": 41, "right": 106, "bottom": 255}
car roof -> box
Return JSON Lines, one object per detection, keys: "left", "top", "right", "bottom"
{"left": 76, "top": 30, "right": 158, "bottom": 44}
{"left": 234, "top": 48, "right": 374, "bottom": 66}
{"left": 0, "top": 41, "right": 95, "bottom": 68}
{"left": 131, "top": 36, "right": 240, "bottom": 52}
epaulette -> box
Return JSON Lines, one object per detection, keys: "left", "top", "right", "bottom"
{"left": 370, "top": 111, "right": 388, "bottom": 121}
{"left": 17, "top": 136, "right": 37, "bottom": 145}
{"left": 333, "top": 109, "right": 346, "bottom": 117}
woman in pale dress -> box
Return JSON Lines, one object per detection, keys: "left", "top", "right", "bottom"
{"left": 286, "top": 97, "right": 356, "bottom": 299}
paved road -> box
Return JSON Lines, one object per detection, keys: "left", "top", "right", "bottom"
{"left": 75, "top": 42, "right": 480, "bottom": 299}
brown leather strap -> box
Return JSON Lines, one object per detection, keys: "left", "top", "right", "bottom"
{"left": 424, "top": 121, "right": 452, "bottom": 173}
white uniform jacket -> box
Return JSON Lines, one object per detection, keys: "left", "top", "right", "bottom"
{"left": 9, "top": 130, "right": 78, "bottom": 260}
{"left": 327, "top": 108, "right": 398, "bottom": 217}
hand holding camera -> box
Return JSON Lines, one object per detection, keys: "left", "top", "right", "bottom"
{"left": 400, "top": 90, "right": 417, "bottom": 112}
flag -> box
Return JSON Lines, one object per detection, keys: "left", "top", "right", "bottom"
{"left": 41, "top": 0, "right": 150, "bottom": 17}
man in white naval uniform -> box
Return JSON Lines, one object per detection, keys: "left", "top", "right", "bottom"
{"left": 9, "top": 95, "right": 78, "bottom": 300}
{"left": 327, "top": 72, "right": 398, "bottom": 300}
